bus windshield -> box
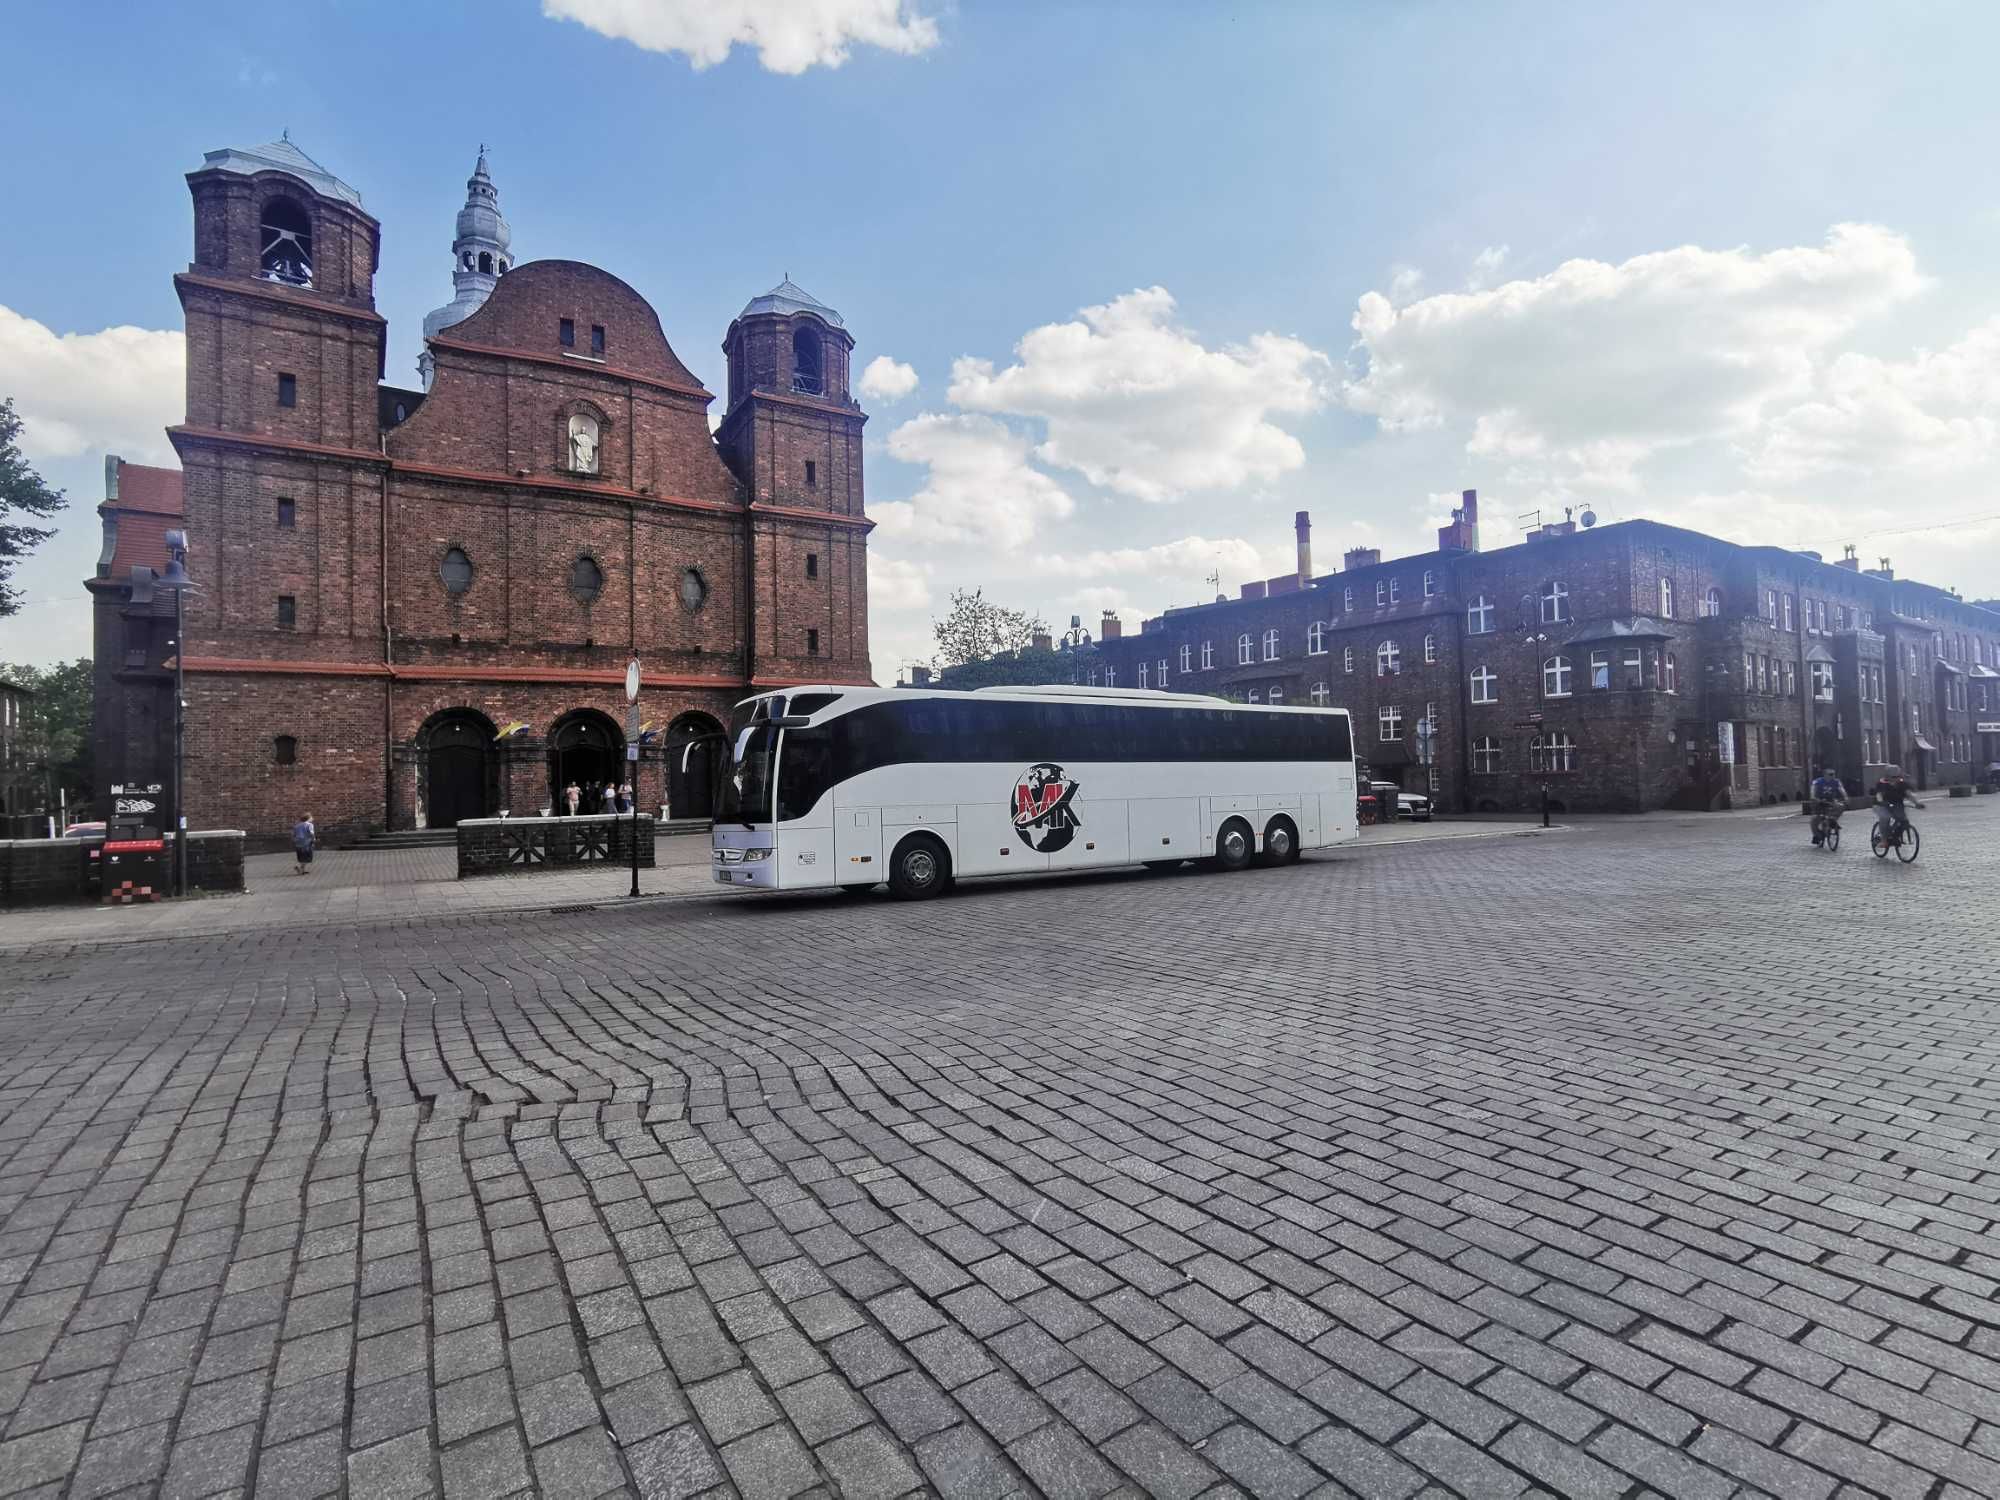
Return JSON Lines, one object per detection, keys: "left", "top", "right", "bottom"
{"left": 718, "top": 722, "right": 777, "bottom": 824}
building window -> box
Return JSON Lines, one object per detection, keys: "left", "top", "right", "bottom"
{"left": 560, "top": 318, "right": 575, "bottom": 348}
{"left": 1472, "top": 736, "right": 1501, "bottom": 774}
{"left": 1782, "top": 661, "right": 1796, "bottom": 697}
{"left": 1376, "top": 580, "right": 1388, "bottom": 606}
{"left": 1180, "top": 645, "right": 1192, "bottom": 673}
{"left": 1201, "top": 640, "right": 1214, "bottom": 670}
{"left": 1247, "top": 689, "right": 1260, "bottom": 704}
{"left": 590, "top": 324, "right": 605, "bottom": 355}
{"left": 1380, "top": 705, "right": 1402, "bottom": 741}
{"left": 1665, "top": 653, "right": 1678, "bottom": 693}
{"left": 807, "top": 628, "right": 820, "bottom": 656}
{"left": 1659, "top": 577, "right": 1674, "bottom": 618}
{"left": 1540, "top": 580, "right": 1569, "bottom": 624}
{"left": 1238, "top": 634, "right": 1253, "bottom": 665}
{"left": 440, "top": 547, "right": 474, "bottom": 595}
{"left": 1543, "top": 655, "right": 1572, "bottom": 697}
{"left": 1308, "top": 622, "right": 1326, "bottom": 654}
{"left": 1766, "top": 588, "right": 1779, "bottom": 625}
{"left": 1470, "top": 665, "right": 1497, "bottom": 703}
{"left": 1262, "top": 629, "right": 1280, "bottom": 661}
{"left": 805, "top": 552, "right": 818, "bottom": 579}
{"left": 805, "top": 460, "right": 817, "bottom": 489}
{"left": 1268, "top": 686, "right": 1283, "bottom": 705}
{"left": 1624, "top": 648, "right": 1643, "bottom": 689}
{"left": 1424, "top": 633, "right": 1437, "bottom": 664}
{"left": 276, "top": 496, "right": 295, "bottom": 529}
{"left": 1343, "top": 646, "right": 1354, "bottom": 674}
{"left": 1158, "top": 659, "right": 1169, "bottom": 687}
{"left": 569, "top": 555, "right": 605, "bottom": 604}
{"left": 277, "top": 373, "right": 297, "bottom": 408}
{"left": 1343, "top": 587, "right": 1354, "bottom": 612}
{"left": 1376, "top": 639, "right": 1400, "bottom": 676}
{"left": 274, "top": 735, "right": 297, "bottom": 766}
{"left": 680, "top": 566, "right": 709, "bottom": 612}
{"left": 1531, "top": 731, "right": 1576, "bottom": 773}
{"left": 1423, "top": 569, "right": 1436, "bottom": 598}
{"left": 793, "top": 326, "right": 825, "bottom": 395}
{"left": 1755, "top": 655, "right": 1768, "bottom": 693}
{"left": 1591, "top": 650, "right": 1610, "bottom": 689}
{"left": 567, "top": 413, "right": 601, "bottom": 474}
{"left": 1467, "top": 596, "right": 1494, "bottom": 634}
{"left": 1311, "top": 681, "right": 1329, "bottom": 705}
{"left": 1104, "top": 667, "right": 1116, "bottom": 687}
{"left": 1783, "top": 595, "right": 1795, "bottom": 632}
{"left": 1389, "top": 578, "right": 1402, "bottom": 604}
{"left": 1703, "top": 586, "right": 1722, "bottom": 618}
{"left": 1138, "top": 662, "right": 1150, "bottom": 689}
{"left": 277, "top": 594, "right": 296, "bottom": 629}
{"left": 258, "top": 197, "right": 313, "bottom": 286}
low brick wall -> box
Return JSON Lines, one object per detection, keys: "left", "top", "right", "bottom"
{"left": 457, "top": 815, "right": 657, "bottom": 879}
{"left": 185, "top": 832, "right": 247, "bottom": 894}
{"left": 0, "top": 830, "right": 246, "bottom": 908}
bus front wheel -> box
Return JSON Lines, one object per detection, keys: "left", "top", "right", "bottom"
{"left": 1214, "top": 819, "right": 1254, "bottom": 872}
{"left": 888, "top": 834, "right": 951, "bottom": 900}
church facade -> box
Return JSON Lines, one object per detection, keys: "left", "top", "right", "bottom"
{"left": 94, "top": 137, "right": 874, "bottom": 842}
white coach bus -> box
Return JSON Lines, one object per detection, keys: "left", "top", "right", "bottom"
{"left": 707, "top": 684, "right": 1358, "bottom": 899}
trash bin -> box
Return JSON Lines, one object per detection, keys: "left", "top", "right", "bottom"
{"left": 101, "top": 828, "right": 166, "bottom": 903}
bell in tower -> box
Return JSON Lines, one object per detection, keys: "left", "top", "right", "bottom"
{"left": 418, "top": 148, "right": 513, "bottom": 388}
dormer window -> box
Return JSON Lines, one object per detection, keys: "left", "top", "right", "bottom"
{"left": 259, "top": 198, "right": 313, "bottom": 287}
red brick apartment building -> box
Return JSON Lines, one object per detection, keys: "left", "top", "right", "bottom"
{"left": 1090, "top": 495, "right": 2000, "bottom": 813}
{"left": 90, "top": 138, "right": 874, "bottom": 841}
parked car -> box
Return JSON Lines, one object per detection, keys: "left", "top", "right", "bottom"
{"left": 63, "top": 821, "right": 107, "bottom": 839}
{"left": 1370, "top": 781, "right": 1433, "bottom": 822}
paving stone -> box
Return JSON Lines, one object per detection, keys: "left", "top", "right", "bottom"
{"left": 530, "top": 1425, "right": 627, "bottom": 1500}
{"left": 817, "top": 1425, "right": 924, "bottom": 1500}
{"left": 625, "top": 1422, "right": 725, "bottom": 1497}
{"left": 719, "top": 1422, "right": 819, "bottom": 1500}
{"left": 440, "top": 1426, "right": 530, "bottom": 1500}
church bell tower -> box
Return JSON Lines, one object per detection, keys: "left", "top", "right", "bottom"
{"left": 418, "top": 149, "right": 513, "bottom": 388}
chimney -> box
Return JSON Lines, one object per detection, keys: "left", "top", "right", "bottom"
{"left": 1030, "top": 629, "right": 1052, "bottom": 652}
{"left": 104, "top": 455, "right": 122, "bottom": 501}
{"left": 1864, "top": 555, "right": 1894, "bottom": 581}
{"left": 1099, "top": 610, "right": 1122, "bottom": 641}
{"left": 1240, "top": 580, "right": 1268, "bottom": 601}
{"left": 1437, "top": 487, "right": 1481, "bottom": 552}
{"left": 1343, "top": 546, "right": 1381, "bottom": 572}
{"left": 1295, "top": 510, "right": 1312, "bottom": 584}
{"left": 1835, "top": 544, "right": 1861, "bottom": 572}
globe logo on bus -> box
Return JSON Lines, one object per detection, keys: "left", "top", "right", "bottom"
{"left": 1011, "top": 762, "right": 1082, "bottom": 853}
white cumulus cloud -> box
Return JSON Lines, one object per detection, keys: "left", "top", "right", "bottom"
{"left": 947, "top": 286, "right": 1330, "bottom": 503}
{"left": 0, "top": 305, "right": 183, "bottom": 465}
{"left": 1342, "top": 223, "right": 1925, "bottom": 489}
{"left": 1042, "top": 535, "right": 1277, "bottom": 583}
{"left": 858, "top": 354, "right": 919, "bottom": 404}
{"left": 874, "top": 413, "right": 1073, "bottom": 550}
{"left": 867, "top": 552, "right": 931, "bottom": 612}
{"left": 541, "top": 0, "right": 938, "bottom": 73}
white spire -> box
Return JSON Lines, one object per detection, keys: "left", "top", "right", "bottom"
{"left": 419, "top": 149, "right": 514, "bottom": 388}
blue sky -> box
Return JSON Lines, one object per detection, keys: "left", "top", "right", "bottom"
{"left": 5, "top": 1, "right": 1999, "bottom": 674}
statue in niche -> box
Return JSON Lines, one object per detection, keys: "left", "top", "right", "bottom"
{"left": 568, "top": 413, "right": 600, "bottom": 474}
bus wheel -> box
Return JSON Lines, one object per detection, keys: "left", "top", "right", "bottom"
{"left": 1215, "top": 819, "right": 1253, "bottom": 872}
{"left": 888, "top": 834, "right": 951, "bottom": 900}
{"left": 1261, "top": 816, "right": 1300, "bottom": 865}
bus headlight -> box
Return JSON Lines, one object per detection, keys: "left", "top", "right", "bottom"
{"left": 742, "top": 847, "right": 773, "bottom": 862}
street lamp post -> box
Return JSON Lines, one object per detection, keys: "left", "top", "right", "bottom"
{"left": 159, "top": 530, "right": 196, "bottom": 897}
{"left": 1520, "top": 594, "right": 1555, "bottom": 828}
{"left": 624, "top": 658, "right": 641, "bottom": 899}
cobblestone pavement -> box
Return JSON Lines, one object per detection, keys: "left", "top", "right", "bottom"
{"left": 1, "top": 800, "right": 1995, "bottom": 1500}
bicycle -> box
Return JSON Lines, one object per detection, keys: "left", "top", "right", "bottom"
{"left": 1810, "top": 803, "right": 1841, "bottom": 852}
{"left": 1868, "top": 811, "right": 1920, "bottom": 863}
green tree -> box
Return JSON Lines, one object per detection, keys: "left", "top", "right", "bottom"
{"left": 931, "top": 588, "right": 1047, "bottom": 669}
{"left": 2, "top": 657, "right": 94, "bottom": 809}
{"left": 0, "top": 397, "right": 67, "bottom": 618}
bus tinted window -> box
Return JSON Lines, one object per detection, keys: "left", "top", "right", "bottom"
{"left": 776, "top": 727, "right": 835, "bottom": 822}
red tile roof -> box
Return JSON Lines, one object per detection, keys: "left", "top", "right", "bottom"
{"left": 114, "top": 462, "right": 183, "bottom": 516}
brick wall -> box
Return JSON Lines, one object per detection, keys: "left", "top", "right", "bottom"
{"left": 456, "top": 814, "right": 656, "bottom": 877}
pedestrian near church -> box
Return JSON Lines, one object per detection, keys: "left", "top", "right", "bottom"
{"left": 564, "top": 781, "right": 581, "bottom": 817}
{"left": 618, "top": 779, "right": 633, "bottom": 814}
{"left": 292, "top": 813, "right": 317, "bottom": 874}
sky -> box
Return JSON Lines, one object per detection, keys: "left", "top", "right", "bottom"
{"left": 4, "top": 0, "right": 1999, "bottom": 679}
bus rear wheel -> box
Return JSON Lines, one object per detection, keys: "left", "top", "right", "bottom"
{"left": 888, "top": 834, "right": 951, "bottom": 900}
{"left": 1260, "top": 816, "right": 1300, "bottom": 866}
{"left": 1214, "top": 819, "right": 1254, "bottom": 872}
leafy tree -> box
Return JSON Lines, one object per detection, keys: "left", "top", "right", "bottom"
{"left": 2, "top": 657, "right": 94, "bottom": 809}
{"left": 931, "top": 588, "right": 1047, "bottom": 669}
{"left": 931, "top": 641, "right": 1100, "bottom": 690}
{"left": 0, "top": 398, "right": 66, "bottom": 618}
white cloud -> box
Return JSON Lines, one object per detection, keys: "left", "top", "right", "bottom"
{"left": 0, "top": 306, "right": 183, "bottom": 465}
{"left": 858, "top": 354, "right": 919, "bottom": 404}
{"left": 1750, "top": 316, "right": 2000, "bottom": 482}
{"left": 1042, "top": 535, "right": 1277, "bottom": 583}
{"left": 867, "top": 552, "right": 931, "bottom": 611}
{"left": 1343, "top": 223, "right": 1925, "bottom": 489}
{"left": 1388, "top": 265, "right": 1425, "bottom": 304}
{"left": 947, "top": 286, "right": 1330, "bottom": 503}
{"left": 541, "top": 0, "right": 938, "bottom": 73}
{"left": 1466, "top": 244, "right": 1509, "bottom": 290}
{"left": 874, "top": 413, "right": 1073, "bottom": 549}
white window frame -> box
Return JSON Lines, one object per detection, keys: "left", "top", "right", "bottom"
{"left": 1783, "top": 595, "right": 1795, "bottom": 632}
{"left": 1343, "top": 586, "right": 1354, "bottom": 613}
{"left": 1379, "top": 704, "right": 1403, "bottom": 742}
{"left": 1238, "top": 634, "right": 1253, "bottom": 665}
{"left": 1543, "top": 655, "right": 1572, "bottom": 698}
{"left": 1104, "top": 667, "right": 1116, "bottom": 687}
{"left": 1268, "top": 686, "right": 1284, "bottom": 705}
{"left": 1376, "top": 580, "right": 1388, "bottom": 606}
{"left": 1377, "top": 639, "right": 1400, "bottom": 676}
{"left": 1343, "top": 646, "right": 1355, "bottom": 674}
{"left": 1247, "top": 688, "right": 1260, "bottom": 704}
{"left": 1591, "top": 650, "right": 1610, "bottom": 690}
{"left": 1470, "top": 665, "right": 1497, "bottom": 704}
{"left": 1201, "top": 640, "right": 1214, "bottom": 670}
{"left": 1389, "top": 578, "right": 1402, "bottom": 604}
{"left": 1262, "top": 628, "right": 1280, "bottom": 662}
{"left": 1624, "top": 648, "right": 1643, "bottom": 690}
{"left": 1665, "top": 653, "right": 1678, "bottom": 694}
{"left": 1702, "top": 586, "right": 1721, "bottom": 618}
{"left": 1532, "top": 731, "right": 1576, "bottom": 774}
{"left": 1423, "top": 569, "right": 1436, "bottom": 598}
{"left": 1472, "top": 736, "right": 1501, "bottom": 774}
{"left": 1659, "top": 576, "right": 1674, "bottom": 619}
{"left": 1180, "top": 644, "right": 1192, "bottom": 674}
{"left": 1311, "top": 681, "right": 1330, "bottom": 705}
{"left": 1424, "top": 633, "right": 1437, "bottom": 664}
{"left": 1137, "top": 662, "right": 1150, "bottom": 689}
{"left": 1540, "top": 580, "right": 1569, "bottom": 624}
{"left": 1468, "top": 596, "right": 1494, "bottom": 634}
{"left": 1307, "top": 622, "right": 1326, "bottom": 655}
{"left": 1158, "top": 658, "right": 1169, "bottom": 688}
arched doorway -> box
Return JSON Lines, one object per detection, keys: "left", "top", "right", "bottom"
{"left": 666, "top": 711, "right": 724, "bottom": 819}
{"left": 421, "top": 709, "right": 497, "bottom": 828}
{"left": 548, "top": 710, "right": 624, "bottom": 814}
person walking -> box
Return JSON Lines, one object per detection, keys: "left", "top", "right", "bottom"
{"left": 292, "top": 812, "right": 317, "bottom": 875}
{"left": 564, "top": 780, "right": 581, "bottom": 817}
{"left": 617, "top": 779, "right": 634, "bottom": 815}
{"left": 601, "top": 781, "right": 619, "bottom": 814}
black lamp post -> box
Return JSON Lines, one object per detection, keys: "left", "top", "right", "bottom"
{"left": 1520, "top": 594, "right": 1555, "bottom": 827}
{"left": 159, "top": 529, "right": 196, "bottom": 896}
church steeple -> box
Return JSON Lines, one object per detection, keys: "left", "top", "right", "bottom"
{"left": 418, "top": 148, "right": 513, "bottom": 387}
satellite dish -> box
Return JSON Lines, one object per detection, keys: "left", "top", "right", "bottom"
{"left": 1579, "top": 509, "right": 1598, "bottom": 529}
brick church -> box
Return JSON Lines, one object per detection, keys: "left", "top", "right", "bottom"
{"left": 91, "top": 137, "right": 874, "bottom": 842}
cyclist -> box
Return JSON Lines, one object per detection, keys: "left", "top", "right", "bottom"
{"left": 1809, "top": 767, "right": 1845, "bottom": 846}
{"left": 1871, "top": 766, "right": 1923, "bottom": 846}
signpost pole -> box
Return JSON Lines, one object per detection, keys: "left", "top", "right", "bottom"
{"left": 625, "top": 660, "right": 642, "bottom": 899}
{"left": 173, "top": 578, "right": 186, "bottom": 897}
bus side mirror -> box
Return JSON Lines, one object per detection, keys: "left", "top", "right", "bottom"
{"left": 769, "top": 715, "right": 811, "bottom": 728}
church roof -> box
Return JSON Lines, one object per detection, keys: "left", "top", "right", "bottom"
{"left": 738, "top": 277, "right": 845, "bottom": 328}
{"left": 195, "top": 134, "right": 363, "bottom": 207}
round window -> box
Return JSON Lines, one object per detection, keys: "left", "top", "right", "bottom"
{"left": 440, "top": 547, "right": 473, "bottom": 595}
{"left": 570, "top": 555, "right": 605, "bottom": 603}
{"left": 679, "top": 566, "right": 708, "bottom": 612}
